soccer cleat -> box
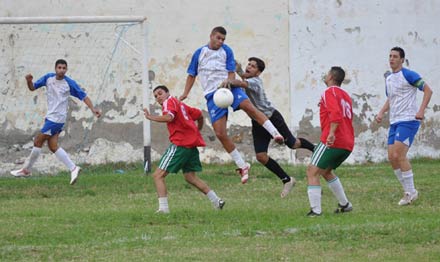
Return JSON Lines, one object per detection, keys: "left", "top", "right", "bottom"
{"left": 398, "top": 190, "right": 419, "bottom": 206}
{"left": 273, "top": 134, "right": 285, "bottom": 145}
{"left": 280, "top": 177, "right": 296, "bottom": 198}
{"left": 155, "top": 209, "right": 170, "bottom": 214}
{"left": 236, "top": 162, "right": 251, "bottom": 184}
{"left": 334, "top": 202, "right": 353, "bottom": 213}
{"left": 69, "top": 166, "right": 81, "bottom": 185}
{"left": 215, "top": 199, "right": 226, "bottom": 210}
{"left": 10, "top": 168, "right": 32, "bottom": 177}
{"left": 306, "top": 210, "right": 321, "bottom": 217}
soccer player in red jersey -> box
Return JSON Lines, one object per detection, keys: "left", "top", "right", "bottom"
{"left": 144, "top": 85, "right": 224, "bottom": 213}
{"left": 306, "top": 67, "right": 354, "bottom": 217}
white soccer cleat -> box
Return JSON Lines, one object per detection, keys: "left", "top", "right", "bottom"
{"left": 236, "top": 162, "right": 251, "bottom": 184}
{"left": 70, "top": 166, "right": 81, "bottom": 185}
{"left": 281, "top": 177, "right": 296, "bottom": 198}
{"left": 398, "top": 190, "right": 419, "bottom": 206}
{"left": 10, "top": 168, "right": 32, "bottom": 177}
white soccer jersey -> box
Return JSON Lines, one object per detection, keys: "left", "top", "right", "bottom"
{"left": 187, "top": 44, "right": 236, "bottom": 96}
{"left": 385, "top": 68, "right": 425, "bottom": 124}
{"left": 34, "top": 73, "right": 87, "bottom": 123}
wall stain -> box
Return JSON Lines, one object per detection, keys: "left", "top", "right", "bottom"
{"left": 344, "top": 26, "right": 360, "bottom": 34}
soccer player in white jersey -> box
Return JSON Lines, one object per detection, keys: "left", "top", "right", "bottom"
{"left": 10, "top": 59, "right": 101, "bottom": 185}
{"left": 376, "top": 47, "right": 433, "bottom": 205}
{"left": 179, "top": 26, "right": 284, "bottom": 184}
{"left": 227, "top": 57, "right": 315, "bottom": 198}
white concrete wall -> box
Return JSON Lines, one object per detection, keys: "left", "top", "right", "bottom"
{"left": 0, "top": 0, "right": 438, "bottom": 175}
{"left": 289, "top": 0, "right": 440, "bottom": 163}
{"left": 0, "top": 0, "right": 291, "bottom": 174}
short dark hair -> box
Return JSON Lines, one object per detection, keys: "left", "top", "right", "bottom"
{"left": 55, "top": 59, "right": 67, "bottom": 67}
{"left": 329, "top": 66, "right": 345, "bottom": 86}
{"left": 211, "top": 26, "right": 227, "bottom": 35}
{"left": 248, "top": 57, "right": 265, "bottom": 73}
{"left": 153, "top": 85, "right": 169, "bottom": 93}
{"left": 391, "top": 46, "right": 405, "bottom": 59}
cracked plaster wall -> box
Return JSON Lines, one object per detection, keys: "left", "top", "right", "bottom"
{"left": 0, "top": 0, "right": 438, "bottom": 175}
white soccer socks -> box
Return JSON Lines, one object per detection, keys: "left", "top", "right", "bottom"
{"left": 229, "top": 148, "right": 246, "bottom": 169}
{"left": 54, "top": 148, "right": 76, "bottom": 171}
{"left": 157, "top": 197, "right": 170, "bottom": 213}
{"left": 327, "top": 177, "right": 349, "bottom": 207}
{"left": 307, "top": 186, "right": 322, "bottom": 214}
{"left": 394, "top": 169, "right": 405, "bottom": 189}
{"left": 401, "top": 170, "right": 416, "bottom": 194}
{"left": 23, "top": 147, "right": 42, "bottom": 170}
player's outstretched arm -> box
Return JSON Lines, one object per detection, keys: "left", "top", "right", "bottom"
{"left": 83, "top": 97, "right": 102, "bottom": 118}
{"left": 180, "top": 75, "right": 196, "bottom": 101}
{"left": 416, "top": 83, "right": 433, "bottom": 120}
{"left": 223, "top": 78, "right": 248, "bottom": 89}
{"left": 143, "top": 108, "right": 173, "bottom": 123}
{"left": 25, "top": 74, "right": 36, "bottom": 91}
{"left": 376, "top": 99, "right": 389, "bottom": 123}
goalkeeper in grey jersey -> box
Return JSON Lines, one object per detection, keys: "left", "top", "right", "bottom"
{"left": 225, "top": 57, "right": 315, "bottom": 198}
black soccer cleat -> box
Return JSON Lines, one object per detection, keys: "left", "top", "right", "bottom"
{"left": 306, "top": 210, "right": 321, "bottom": 217}
{"left": 217, "top": 199, "right": 226, "bottom": 210}
{"left": 334, "top": 202, "right": 353, "bottom": 214}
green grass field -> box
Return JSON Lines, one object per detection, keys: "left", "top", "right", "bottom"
{"left": 1, "top": 159, "right": 439, "bottom": 261}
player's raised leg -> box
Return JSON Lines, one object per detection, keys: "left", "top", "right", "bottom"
{"left": 239, "top": 99, "right": 284, "bottom": 144}
{"left": 212, "top": 116, "right": 250, "bottom": 184}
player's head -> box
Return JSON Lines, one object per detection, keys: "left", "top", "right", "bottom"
{"left": 325, "top": 66, "right": 345, "bottom": 86}
{"left": 246, "top": 57, "right": 265, "bottom": 76}
{"left": 209, "top": 26, "right": 227, "bottom": 50}
{"left": 153, "top": 85, "right": 170, "bottom": 105}
{"left": 389, "top": 46, "right": 405, "bottom": 72}
{"left": 54, "top": 59, "right": 68, "bottom": 78}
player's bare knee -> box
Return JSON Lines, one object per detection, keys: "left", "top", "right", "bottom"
{"left": 306, "top": 165, "right": 320, "bottom": 177}
{"left": 153, "top": 170, "right": 166, "bottom": 180}
{"left": 33, "top": 136, "right": 45, "bottom": 147}
{"left": 389, "top": 152, "right": 400, "bottom": 163}
{"left": 184, "top": 173, "right": 198, "bottom": 184}
{"left": 184, "top": 176, "right": 194, "bottom": 184}
{"left": 215, "top": 130, "right": 228, "bottom": 141}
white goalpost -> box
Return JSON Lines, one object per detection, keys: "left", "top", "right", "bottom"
{"left": 0, "top": 16, "right": 152, "bottom": 172}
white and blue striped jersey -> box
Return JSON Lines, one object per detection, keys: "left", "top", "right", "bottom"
{"left": 187, "top": 44, "right": 236, "bottom": 96}
{"left": 385, "top": 68, "right": 425, "bottom": 124}
{"left": 34, "top": 73, "right": 87, "bottom": 123}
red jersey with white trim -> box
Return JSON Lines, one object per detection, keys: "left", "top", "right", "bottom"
{"left": 319, "top": 86, "right": 354, "bottom": 151}
{"left": 162, "top": 96, "right": 206, "bottom": 148}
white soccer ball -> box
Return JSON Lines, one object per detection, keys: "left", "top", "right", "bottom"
{"left": 213, "top": 88, "right": 234, "bottom": 108}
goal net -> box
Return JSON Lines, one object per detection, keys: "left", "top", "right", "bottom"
{"left": 0, "top": 16, "right": 151, "bottom": 171}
